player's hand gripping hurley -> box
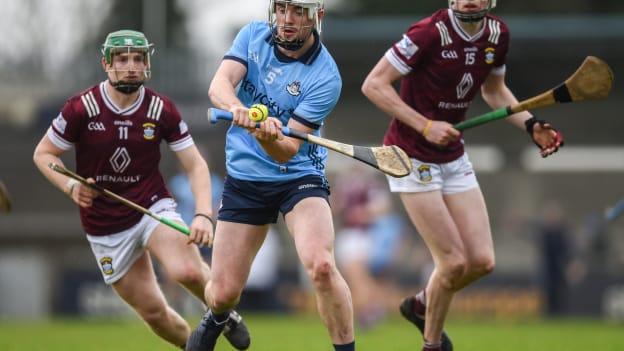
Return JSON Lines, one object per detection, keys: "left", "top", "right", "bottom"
{"left": 454, "top": 56, "right": 614, "bottom": 131}
{"left": 208, "top": 108, "right": 413, "bottom": 178}
{"left": 48, "top": 163, "right": 190, "bottom": 236}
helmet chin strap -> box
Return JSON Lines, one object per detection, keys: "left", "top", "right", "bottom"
{"left": 450, "top": 0, "right": 490, "bottom": 23}
{"left": 273, "top": 27, "right": 314, "bottom": 51}
{"left": 110, "top": 80, "right": 143, "bottom": 94}
{"left": 107, "top": 68, "right": 148, "bottom": 94}
{"left": 453, "top": 10, "right": 488, "bottom": 23}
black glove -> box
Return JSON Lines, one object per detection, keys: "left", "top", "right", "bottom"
{"left": 524, "top": 116, "right": 564, "bottom": 156}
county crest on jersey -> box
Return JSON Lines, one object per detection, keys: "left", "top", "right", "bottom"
{"left": 223, "top": 21, "right": 342, "bottom": 181}
{"left": 384, "top": 9, "right": 510, "bottom": 163}
{"left": 48, "top": 83, "right": 194, "bottom": 235}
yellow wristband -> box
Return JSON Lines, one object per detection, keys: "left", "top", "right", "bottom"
{"left": 422, "top": 120, "right": 433, "bottom": 137}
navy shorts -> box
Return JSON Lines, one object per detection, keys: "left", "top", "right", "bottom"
{"left": 218, "top": 175, "right": 331, "bottom": 225}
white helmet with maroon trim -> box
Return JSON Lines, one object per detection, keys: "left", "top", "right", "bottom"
{"left": 448, "top": 0, "right": 496, "bottom": 23}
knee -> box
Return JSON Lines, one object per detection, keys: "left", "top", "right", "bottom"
{"left": 438, "top": 258, "right": 467, "bottom": 291}
{"left": 139, "top": 304, "right": 169, "bottom": 326}
{"left": 468, "top": 255, "right": 495, "bottom": 278}
{"left": 209, "top": 281, "right": 241, "bottom": 311}
{"left": 170, "top": 265, "right": 205, "bottom": 288}
{"left": 306, "top": 258, "right": 335, "bottom": 290}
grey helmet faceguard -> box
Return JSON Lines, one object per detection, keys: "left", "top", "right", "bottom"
{"left": 268, "top": 0, "right": 323, "bottom": 51}
{"left": 449, "top": 0, "right": 497, "bottom": 23}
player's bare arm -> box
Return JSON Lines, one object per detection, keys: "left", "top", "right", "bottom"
{"left": 255, "top": 117, "right": 306, "bottom": 163}
{"left": 481, "top": 72, "right": 563, "bottom": 157}
{"left": 33, "top": 135, "right": 99, "bottom": 207}
{"left": 174, "top": 145, "right": 214, "bottom": 246}
{"left": 209, "top": 60, "right": 248, "bottom": 113}
{"left": 362, "top": 57, "right": 459, "bottom": 146}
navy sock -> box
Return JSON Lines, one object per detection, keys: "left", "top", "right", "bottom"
{"left": 333, "top": 341, "right": 355, "bottom": 351}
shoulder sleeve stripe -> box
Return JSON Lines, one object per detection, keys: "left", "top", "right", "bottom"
{"left": 88, "top": 91, "right": 100, "bottom": 115}
{"left": 147, "top": 96, "right": 163, "bottom": 121}
{"left": 168, "top": 135, "right": 194, "bottom": 152}
{"left": 147, "top": 96, "right": 156, "bottom": 119}
{"left": 81, "top": 95, "right": 96, "bottom": 118}
{"left": 436, "top": 21, "right": 453, "bottom": 47}
{"left": 47, "top": 127, "right": 73, "bottom": 150}
{"left": 154, "top": 98, "right": 164, "bottom": 121}
{"left": 488, "top": 19, "right": 501, "bottom": 44}
{"left": 385, "top": 49, "right": 411, "bottom": 75}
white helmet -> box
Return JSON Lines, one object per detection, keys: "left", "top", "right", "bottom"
{"left": 448, "top": 0, "right": 496, "bottom": 23}
{"left": 268, "top": 0, "right": 324, "bottom": 51}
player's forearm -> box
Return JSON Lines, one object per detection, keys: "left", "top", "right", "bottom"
{"left": 482, "top": 82, "right": 532, "bottom": 130}
{"left": 33, "top": 148, "right": 73, "bottom": 195}
{"left": 186, "top": 161, "right": 213, "bottom": 216}
{"left": 362, "top": 79, "right": 429, "bottom": 133}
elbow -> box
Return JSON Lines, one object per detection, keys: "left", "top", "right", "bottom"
{"left": 33, "top": 144, "right": 42, "bottom": 166}
{"left": 361, "top": 77, "right": 375, "bottom": 99}
{"left": 480, "top": 88, "right": 494, "bottom": 105}
{"left": 208, "top": 85, "right": 218, "bottom": 104}
{"left": 274, "top": 151, "right": 297, "bottom": 164}
{"left": 274, "top": 144, "right": 299, "bottom": 164}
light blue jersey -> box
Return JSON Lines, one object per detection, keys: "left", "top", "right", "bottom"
{"left": 223, "top": 21, "right": 342, "bottom": 181}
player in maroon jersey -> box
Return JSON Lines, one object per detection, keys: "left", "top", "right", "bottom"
{"left": 33, "top": 30, "right": 249, "bottom": 350}
{"left": 362, "top": 1, "right": 563, "bottom": 351}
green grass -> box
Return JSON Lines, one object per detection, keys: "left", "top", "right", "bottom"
{"left": 0, "top": 315, "right": 622, "bottom": 350}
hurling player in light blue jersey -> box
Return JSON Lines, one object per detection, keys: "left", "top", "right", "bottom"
{"left": 186, "top": 1, "right": 355, "bottom": 351}
{"left": 221, "top": 13, "right": 340, "bottom": 181}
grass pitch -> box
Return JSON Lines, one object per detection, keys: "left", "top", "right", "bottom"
{"left": 0, "top": 314, "right": 622, "bottom": 350}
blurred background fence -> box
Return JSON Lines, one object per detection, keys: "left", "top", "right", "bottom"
{"left": 0, "top": 0, "right": 623, "bottom": 323}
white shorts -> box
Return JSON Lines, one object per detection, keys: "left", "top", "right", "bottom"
{"left": 86, "top": 198, "right": 183, "bottom": 285}
{"left": 386, "top": 153, "right": 479, "bottom": 194}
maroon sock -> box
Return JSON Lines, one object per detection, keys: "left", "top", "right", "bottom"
{"left": 413, "top": 290, "right": 427, "bottom": 316}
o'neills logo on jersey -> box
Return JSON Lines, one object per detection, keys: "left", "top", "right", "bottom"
{"left": 114, "top": 120, "right": 133, "bottom": 126}
{"left": 143, "top": 123, "right": 156, "bottom": 140}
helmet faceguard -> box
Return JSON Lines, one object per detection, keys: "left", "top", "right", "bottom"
{"left": 101, "top": 30, "right": 155, "bottom": 94}
{"left": 268, "top": 0, "right": 323, "bottom": 51}
{"left": 449, "top": 0, "right": 496, "bottom": 23}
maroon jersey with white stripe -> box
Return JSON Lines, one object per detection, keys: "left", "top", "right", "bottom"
{"left": 48, "top": 82, "right": 194, "bottom": 235}
{"left": 383, "top": 9, "right": 509, "bottom": 163}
